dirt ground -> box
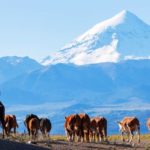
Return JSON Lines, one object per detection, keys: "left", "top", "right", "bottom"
{"left": 38, "top": 140, "right": 150, "bottom": 150}
{"left": 1, "top": 133, "right": 150, "bottom": 150}
{"left": 0, "top": 139, "right": 150, "bottom": 150}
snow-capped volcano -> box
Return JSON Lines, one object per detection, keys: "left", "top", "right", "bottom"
{"left": 42, "top": 10, "right": 150, "bottom": 65}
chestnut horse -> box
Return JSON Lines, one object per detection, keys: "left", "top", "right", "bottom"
{"left": 28, "top": 117, "right": 40, "bottom": 140}
{"left": 24, "top": 114, "right": 39, "bottom": 136}
{"left": 5, "top": 114, "right": 18, "bottom": 136}
{"left": 117, "top": 117, "right": 140, "bottom": 143}
{"left": 65, "top": 114, "right": 82, "bottom": 142}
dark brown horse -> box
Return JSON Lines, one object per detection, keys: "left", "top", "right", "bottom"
{"left": 90, "top": 117, "right": 107, "bottom": 142}
{"left": 0, "top": 101, "right": 5, "bottom": 138}
{"left": 78, "top": 113, "right": 90, "bottom": 142}
{"left": 24, "top": 114, "right": 39, "bottom": 136}
{"left": 89, "top": 118, "right": 97, "bottom": 142}
{"left": 39, "top": 118, "right": 52, "bottom": 138}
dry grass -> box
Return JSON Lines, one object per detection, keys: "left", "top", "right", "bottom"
{"left": 2, "top": 133, "right": 150, "bottom": 142}
{"left": 109, "top": 134, "right": 150, "bottom": 141}
{"left": 1, "top": 133, "right": 150, "bottom": 150}
{"left": 50, "top": 135, "right": 66, "bottom": 141}
{"left": 50, "top": 134, "right": 150, "bottom": 142}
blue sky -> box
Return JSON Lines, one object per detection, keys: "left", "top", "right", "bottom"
{"left": 0, "top": 0, "right": 150, "bottom": 61}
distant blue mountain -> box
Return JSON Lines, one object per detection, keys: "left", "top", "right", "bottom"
{"left": 1, "top": 59, "right": 150, "bottom": 105}
{"left": 0, "top": 56, "right": 42, "bottom": 84}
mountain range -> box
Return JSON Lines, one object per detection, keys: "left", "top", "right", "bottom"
{"left": 0, "top": 10, "right": 150, "bottom": 134}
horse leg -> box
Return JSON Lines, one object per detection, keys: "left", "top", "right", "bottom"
{"left": 30, "top": 129, "right": 35, "bottom": 140}
{"left": 121, "top": 131, "right": 125, "bottom": 142}
{"left": 89, "top": 131, "right": 92, "bottom": 142}
{"left": 0, "top": 118, "right": 5, "bottom": 138}
{"left": 65, "top": 129, "right": 69, "bottom": 141}
{"left": 70, "top": 132, "right": 73, "bottom": 142}
{"left": 67, "top": 130, "right": 72, "bottom": 142}
{"left": 103, "top": 122, "right": 107, "bottom": 142}
{"left": 75, "top": 130, "right": 81, "bottom": 142}
{"left": 8, "top": 127, "right": 12, "bottom": 137}
{"left": 85, "top": 130, "right": 89, "bottom": 142}
{"left": 137, "top": 125, "right": 140, "bottom": 143}
{"left": 129, "top": 130, "right": 134, "bottom": 143}
{"left": 90, "top": 131, "right": 95, "bottom": 142}
{"left": 96, "top": 132, "right": 99, "bottom": 143}
{"left": 67, "top": 131, "right": 72, "bottom": 142}
{"left": 35, "top": 130, "right": 37, "bottom": 141}
{"left": 41, "top": 129, "right": 44, "bottom": 140}
{"left": 72, "top": 132, "right": 75, "bottom": 142}
{"left": 46, "top": 131, "right": 50, "bottom": 141}
{"left": 126, "top": 131, "right": 130, "bottom": 142}
{"left": 27, "top": 127, "right": 30, "bottom": 137}
{"left": 99, "top": 130, "right": 104, "bottom": 142}
{"left": 13, "top": 127, "right": 16, "bottom": 137}
{"left": 81, "top": 130, "right": 84, "bottom": 142}
{"left": 41, "top": 132, "right": 45, "bottom": 140}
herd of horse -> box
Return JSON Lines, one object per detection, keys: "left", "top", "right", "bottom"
{"left": 1, "top": 101, "right": 150, "bottom": 144}
{"left": 0, "top": 101, "right": 51, "bottom": 140}
{"left": 65, "top": 113, "right": 141, "bottom": 143}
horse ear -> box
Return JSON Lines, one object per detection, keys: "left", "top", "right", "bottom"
{"left": 65, "top": 116, "right": 67, "bottom": 120}
{"left": 117, "top": 121, "right": 121, "bottom": 124}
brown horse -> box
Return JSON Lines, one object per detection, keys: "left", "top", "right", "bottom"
{"left": 5, "top": 114, "right": 18, "bottom": 136}
{"left": 24, "top": 114, "right": 39, "bottom": 136}
{"left": 65, "top": 114, "right": 82, "bottom": 142}
{"left": 39, "top": 118, "right": 52, "bottom": 138}
{"left": 90, "top": 117, "right": 107, "bottom": 142}
{"left": 79, "top": 113, "right": 90, "bottom": 142}
{"left": 0, "top": 101, "right": 5, "bottom": 138}
{"left": 117, "top": 117, "right": 140, "bottom": 143}
{"left": 28, "top": 117, "right": 40, "bottom": 140}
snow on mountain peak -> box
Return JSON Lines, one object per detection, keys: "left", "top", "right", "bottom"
{"left": 42, "top": 10, "right": 150, "bottom": 65}
{"left": 76, "top": 10, "right": 130, "bottom": 42}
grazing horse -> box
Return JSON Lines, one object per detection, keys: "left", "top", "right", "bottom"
{"left": 28, "top": 117, "right": 40, "bottom": 140}
{"left": 65, "top": 114, "right": 82, "bottom": 142}
{"left": 90, "top": 117, "right": 107, "bottom": 142}
{"left": 39, "top": 118, "right": 52, "bottom": 138}
{"left": 147, "top": 118, "right": 150, "bottom": 130}
{"left": 79, "top": 113, "right": 90, "bottom": 142}
{"left": 24, "top": 114, "right": 39, "bottom": 136}
{"left": 0, "top": 101, "right": 5, "bottom": 138}
{"left": 5, "top": 114, "right": 18, "bottom": 136}
{"left": 117, "top": 117, "right": 140, "bottom": 143}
